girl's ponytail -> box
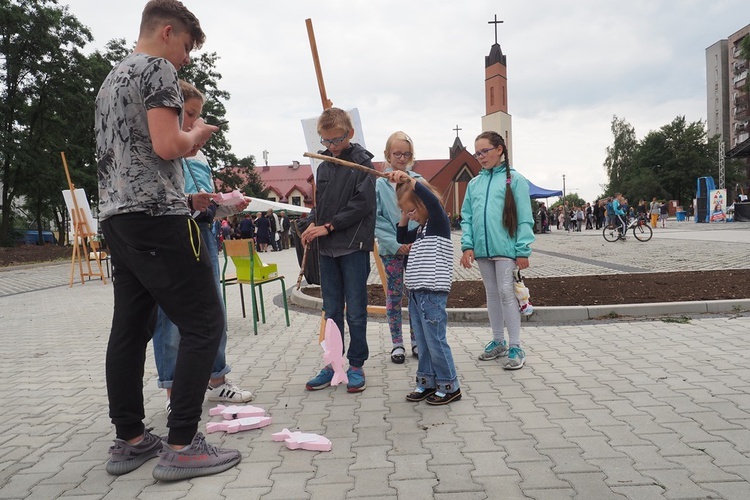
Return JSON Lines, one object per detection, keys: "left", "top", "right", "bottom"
{"left": 476, "top": 131, "right": 518, "bottom": 237}
{"left": 502, "top": 146, "right": 518, "bottom": 237}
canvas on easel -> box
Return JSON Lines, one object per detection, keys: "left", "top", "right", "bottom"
{"left": 61, "top": 152, "right": 107, "bottom": 286}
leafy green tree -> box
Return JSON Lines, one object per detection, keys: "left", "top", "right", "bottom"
{"left": 216, "top": 156, "right": 267, "bottom": 198}
{"left": 603, "top": 115, "right": 638, "bottom": 196}
{"left": 551, "top": 193, "right": 586, "bottom": 209}
{"left": 603, "top": 115, "right": 741, "bottom": 208}
{"left": 0, "top": 0, "right": 93, "bottom": 245}
{"left": 179, "top": 52, "right": 233, "bottom": 169}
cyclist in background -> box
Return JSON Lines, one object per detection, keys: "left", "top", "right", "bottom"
{"left": 612, "top": 193, "right": 628, "bottom": 240}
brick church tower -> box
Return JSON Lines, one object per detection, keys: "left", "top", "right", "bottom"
{"left": 481, "top": 16, "right": 513, "bottom": 164}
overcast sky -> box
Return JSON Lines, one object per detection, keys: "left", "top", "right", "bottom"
{"left": 63, "top": 0, "right": 749, "bottom": 202}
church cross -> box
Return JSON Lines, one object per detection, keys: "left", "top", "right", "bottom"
{"left": 488, "top": 14, "right": 504, "bottom": 45}
{"left": 453, "top": 125, "right": 462, "bottom": 138}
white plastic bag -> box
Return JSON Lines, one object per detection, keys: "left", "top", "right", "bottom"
{"left": 513, "top": 268, "right": 533, "bottom": 316}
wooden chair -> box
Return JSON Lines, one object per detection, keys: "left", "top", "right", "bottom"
{"left": 87, "top": 239, "right": 110, "bottom": 280}
{"left": 222, "top": 239, "right": 290, "bottom": 335}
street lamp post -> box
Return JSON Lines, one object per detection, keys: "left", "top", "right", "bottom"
{"left": 562, "top": 174, "right": 566, "bottom": 201}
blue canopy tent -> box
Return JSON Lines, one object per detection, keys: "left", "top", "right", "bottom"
{"left": 527, "top": 180, "right": 562, "bottom": 199}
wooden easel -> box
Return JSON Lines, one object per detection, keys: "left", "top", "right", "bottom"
{"left": 304, "top": 19, "right": 389, "bottom": 342}
{"left": 61, "top": 152, "right": 107, "bottom": 286}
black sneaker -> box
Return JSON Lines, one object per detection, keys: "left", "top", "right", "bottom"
{"left": 405, "top": 388, "right": 436, "bottom": 402}
{"left": 105, "top": 429, "right": 162, "bottom": 475}
{"left": 152, "top": 432, "right": 241, "bottom": 481}
{"left": 425, "top": 389, "right": 462, "bottom": 406}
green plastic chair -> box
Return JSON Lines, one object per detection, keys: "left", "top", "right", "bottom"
{"left": 222, "top": 239, "right": 290, "bottom": 335}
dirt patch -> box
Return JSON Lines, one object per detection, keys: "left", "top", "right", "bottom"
{"left": 301, "top": 269, "right": 750, "bottom": 307}
{"left": 6, "top": 245, "right": 750, "bottom": 307}
{"left": 0, "top": 244, "right": 71, "bottom": 268}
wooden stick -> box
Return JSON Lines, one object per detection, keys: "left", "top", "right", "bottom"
{"left": 303, "top": 152, "right": 388, "bottom": 178}
{"left": 305, "top": 19, "right": 332, "bottom": 110}
{"left": 296, "top": 243, "right": 309, "bottom": 290}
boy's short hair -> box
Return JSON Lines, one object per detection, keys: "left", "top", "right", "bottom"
{"left": 179, "top": 79, "right": 204, "bottom": 103}
{"left": 317, "top": 107, "right": 353, "bottom": 134}
{"left": 140, "top": 0, "right": 206, "bottom": 50}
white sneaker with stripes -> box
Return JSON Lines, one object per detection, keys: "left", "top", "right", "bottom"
{"left": 206, "top": 379, "right": 255, "bottom": 403}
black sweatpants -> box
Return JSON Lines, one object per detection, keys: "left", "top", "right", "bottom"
{"left": 102, "top": 213, "right": 223, "bottom": 445}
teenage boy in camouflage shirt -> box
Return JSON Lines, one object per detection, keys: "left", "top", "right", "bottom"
{"left": 95, "top": 0, "right": 240, "bottom": 481}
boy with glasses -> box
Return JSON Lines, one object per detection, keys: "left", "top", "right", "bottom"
{"left": 301, "top": 108, "right": 376, "bottom": 393}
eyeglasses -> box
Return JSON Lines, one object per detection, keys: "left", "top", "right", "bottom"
{"left": 320, "top": 133, "right": 348, "bottom": 147}
{"left": 391, "top": 152, "right": 412, "bottom": 159}
{"left": 473, "top": 147, "right": 496, "bottom": 159}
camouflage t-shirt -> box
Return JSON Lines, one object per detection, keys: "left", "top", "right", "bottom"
{"left": 95, "top": 52, "right": 188, "bottom": 220}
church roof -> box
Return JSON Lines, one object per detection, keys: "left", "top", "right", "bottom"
{"left": 486, "top": 43, "right": 507, "bottom": 67}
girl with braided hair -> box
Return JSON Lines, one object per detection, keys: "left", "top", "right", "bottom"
{"left": 459, "top": 131, "right": 535, "bottom": 369}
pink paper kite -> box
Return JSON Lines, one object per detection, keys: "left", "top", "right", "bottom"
{"left": 212, "top": 190, "right": 247, "bottom": 206}
{"left": 322, "top": 319, "right": 348, "bottom": 386}
{"left": 206, "top": 416, "right": 272, "bottom": 434}
{"left": 272, "top": 428, "right": 332, "bottom": 452}
{"left": 209, "top": 404, "right": 267, "bottom": 420}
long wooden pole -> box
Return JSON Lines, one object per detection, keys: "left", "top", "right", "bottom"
{"left": 303, "top": 152, "right": 388, "bottom": 178}
{"left": 306, "top": 19, "right": 332, "bottom": 111}
{"left": 305, "top": 18, "right": 330, "bottom": 343}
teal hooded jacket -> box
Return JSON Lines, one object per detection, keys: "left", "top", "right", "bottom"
{"left": 460, "top": 163, "right": 535, "bottom": 259}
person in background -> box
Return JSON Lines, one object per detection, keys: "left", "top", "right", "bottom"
{"left": 649, "top": 197, "right": 660, "bottom": 228}
{"left": 239, "top": 213, "right": 254, "bottom": 239}
{"left": 254, "top": 211, "right": 271, "bottom": 252}
{"left": 267, "top": 208, "right": 280, "bottom": 251}
{"left": 278, "top": 211, "right": 291, "bottom": 249}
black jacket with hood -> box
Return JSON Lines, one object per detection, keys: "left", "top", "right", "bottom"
{"left": 311, "top": 143, "right": 376, "bottom": 252}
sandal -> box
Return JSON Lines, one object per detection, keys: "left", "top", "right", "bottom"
{"left": 411, "top": 345, "right": 419, "bottom": 358}
{"left": 405, "top": 387, "right": 436, "bottom": 402}
{"left": 390, "top": 346, "right": 406, "bottom": 364}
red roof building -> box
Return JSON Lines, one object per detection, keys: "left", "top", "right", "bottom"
{"left": 243, "top": 137, "right": 482, "bottom": 216}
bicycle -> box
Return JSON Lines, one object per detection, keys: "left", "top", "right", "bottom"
{"left": 602, "top": 215, "right": 653, "bottom": 242}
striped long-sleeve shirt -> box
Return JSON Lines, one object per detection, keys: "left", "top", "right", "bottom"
{"left": 397, "top": 182, "right": 453, "bottom": 292}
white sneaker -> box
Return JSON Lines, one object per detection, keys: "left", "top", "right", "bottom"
{"left": 206, "top": 379, "right": 255, "bottom": 403}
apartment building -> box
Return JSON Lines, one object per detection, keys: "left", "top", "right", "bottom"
{"left": 708, "top": 23, "right": 750, "bottom": 169}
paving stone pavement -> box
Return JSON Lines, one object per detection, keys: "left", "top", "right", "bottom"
{"left": 1, "top": 220, "right": 749, "bottom": 499}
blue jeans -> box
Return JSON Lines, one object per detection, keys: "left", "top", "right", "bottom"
{"left": 319, "top": 251, "right": 369, "bottom": 368}
{"left": 152, "top": 223, "right": 230, "bottom": 388}
{"left": 409, "top": 290, "right": 459, "bottom": 394}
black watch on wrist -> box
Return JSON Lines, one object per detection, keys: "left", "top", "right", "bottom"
{"left": 324, "top": 223, "right": 333, "bottom": 234}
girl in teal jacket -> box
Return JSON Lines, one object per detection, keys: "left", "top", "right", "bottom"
{"left": 460, "top": 131, "right": 535, "bottom": 369}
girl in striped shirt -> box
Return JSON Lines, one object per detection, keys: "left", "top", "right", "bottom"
{"left": 389, "top": 170, "right": 461, "bottom": 406}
